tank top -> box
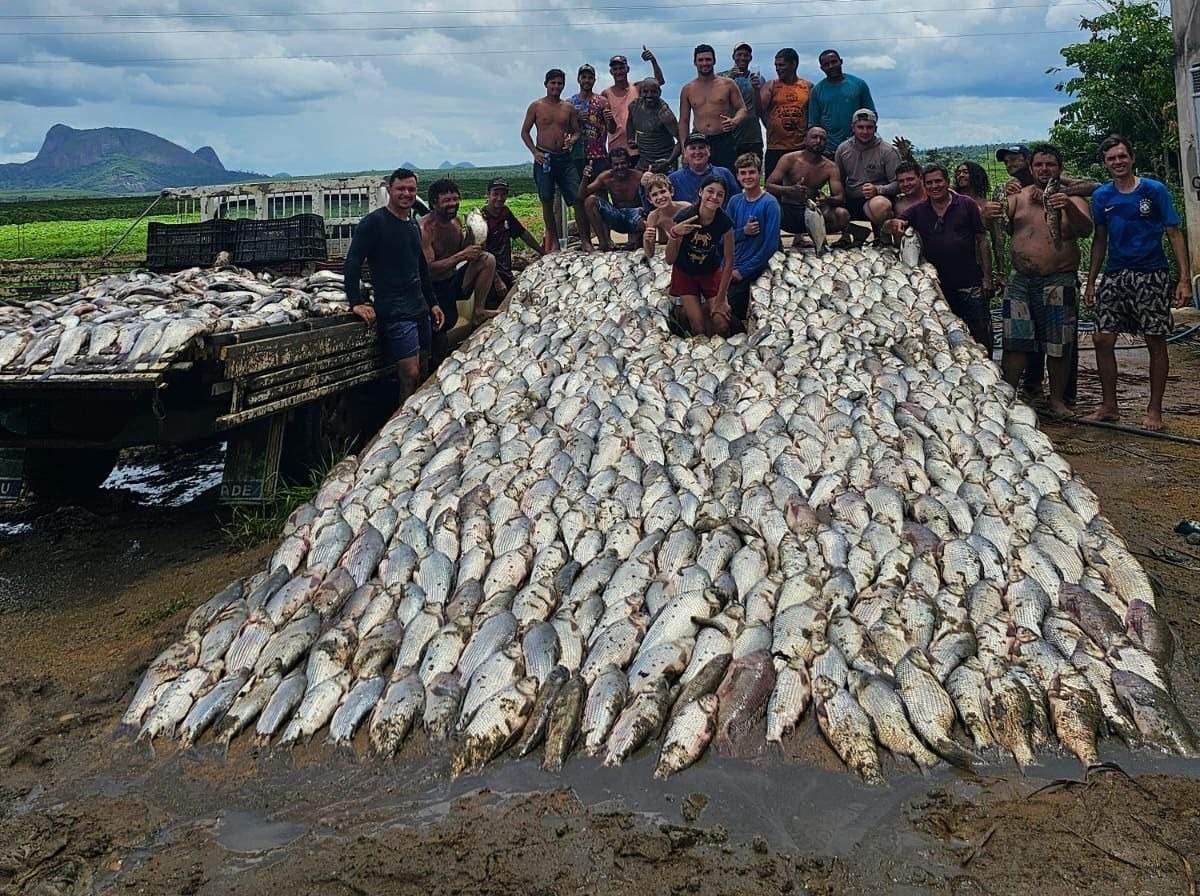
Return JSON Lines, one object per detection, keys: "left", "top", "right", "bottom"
{"left": 627, "top": 101, "right": 675, "bottom": 164}
{"left": 765, "top": 79, "right": 813, "bottom": 150}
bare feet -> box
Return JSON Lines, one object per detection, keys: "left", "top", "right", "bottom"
{"left": 1142, "top": 410, "right": 1165, "bottom": 432}
{"left": 1047, "top": 399, "right": 1072, "bottom": 418}
{"left": 1083, "top": 406, "right": 1119, "bottom": 423}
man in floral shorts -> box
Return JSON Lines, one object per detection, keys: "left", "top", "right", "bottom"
{"left": 1084, "top": 135, "right": 1192, "bottom": 431}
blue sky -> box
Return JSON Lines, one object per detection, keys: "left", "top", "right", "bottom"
{"left": 0, "top": 0, "right": 1125, "bottom": 175}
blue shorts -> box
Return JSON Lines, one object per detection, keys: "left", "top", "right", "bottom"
{"left": 382, "top": 315, "right": 431, "bottom": 361}
{"left": 597, "top": 199, "right": 643, "bottom": 234}
{"left": 534, "top": 151, "right": 581, "bottom": 205}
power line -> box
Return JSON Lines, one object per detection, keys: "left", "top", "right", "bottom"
{"left": 0, "top": 3, "right": 1089, "bottom": 37}
{"left": 0, "top": 29, "right": 1082, "bottom": 65}
{"left": 0, "top": 0, "right": 1068, "bottom": 19}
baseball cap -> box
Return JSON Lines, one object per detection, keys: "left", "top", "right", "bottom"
{"left": 852, "top": 108, "right": 878, "bottom": 124}
{"left": 684, "top": 132, "right": 709, "bottom": 146}
{"left": 995, "top": 143, "right": 1030, "bottom": 160}
{"left": 609, "top": 55, "right": 628, "bottom": 65}
{"left": 486, "top": 178, "right": 509, "bottom": 191}
{"left": 734, "top": 42, "right": 752, "bottom": 53}
{"left": 578, "top": 63, "right": 595, "bottom": 75}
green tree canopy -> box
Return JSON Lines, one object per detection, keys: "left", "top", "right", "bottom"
{"left": 1048, "top": 1, "right": 1175, "bottom": 181}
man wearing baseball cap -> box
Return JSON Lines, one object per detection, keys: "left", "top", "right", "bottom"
{"left": 833, "top": 108, "right": 899, "bottom": 242}
{"left": 669, "top": 132, "right": 739, "bottom": 205}
{"left": 602, "top": 48, "right": 666, "bottom": 154}
{"left": 480, "top": 177, "right": 542, "bottom": 313}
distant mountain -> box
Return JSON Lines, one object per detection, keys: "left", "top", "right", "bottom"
{"left": 0, "top": 124, "right": 261, "bottom": 194}
{"left": 436, "top": 160, "right": 477, "bottom": 170}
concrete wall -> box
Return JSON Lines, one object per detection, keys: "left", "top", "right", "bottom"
{"left": 1172, "top": 0, "right": 1200, "bottom": 275}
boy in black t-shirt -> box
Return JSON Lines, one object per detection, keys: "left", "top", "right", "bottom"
{"left": 665, "top": 175, "right": 735, "bottom": 336}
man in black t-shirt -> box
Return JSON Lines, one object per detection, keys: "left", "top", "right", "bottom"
{"left": 344, "top": 167, "right": 443, "bottom": 402}
{"left": 480, "top": 177, "right": 543, "bottom": 312}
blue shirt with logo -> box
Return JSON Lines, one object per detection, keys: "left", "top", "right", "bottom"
{"left": 669, "top": 164, "right": 739, "bottom": 206}
{"left": 1091, "top": 177, "right": 1180, "bottom": 273}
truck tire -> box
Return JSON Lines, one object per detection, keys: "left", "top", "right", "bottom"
{"left": 23, "top": 446, "right": 119, "bottom": 503}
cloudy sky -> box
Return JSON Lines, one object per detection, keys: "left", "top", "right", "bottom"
{"left": 0, "top": 0, "right": 1131, "bottom": 174}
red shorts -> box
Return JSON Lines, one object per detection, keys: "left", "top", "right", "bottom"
{"left": 670, "top": 266, "right": 723, "bottom": 299}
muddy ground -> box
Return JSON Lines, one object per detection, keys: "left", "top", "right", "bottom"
{"left": 2, "top": 338, "right": 1199, "bottom": 896}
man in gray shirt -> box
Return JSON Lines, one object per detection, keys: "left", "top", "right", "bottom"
{"left": 834, "top": 108, "right": 899, "bottom": 243}
{"left": 721, "top": 43, "right": 764, "bottom": 163}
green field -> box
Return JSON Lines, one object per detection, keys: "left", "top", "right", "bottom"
{"left": 0, "top": 195, "right": 545, "bottom": 261}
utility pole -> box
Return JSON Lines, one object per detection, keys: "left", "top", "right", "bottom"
{"left": 1171, "top": 0, "right": 1200, "bottom": 280}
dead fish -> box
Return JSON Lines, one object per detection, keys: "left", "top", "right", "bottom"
{"left": 655, "top": 693, "right": 719, "bottom": 778}
{"left": 542, "top": 672, "right": 586, "bottom": 772}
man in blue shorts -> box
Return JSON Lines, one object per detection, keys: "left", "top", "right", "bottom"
{"left": 344, "top": 167, "right": 444, "bottom": 403}
{"left": 581, "top": 146, "right": 645, "bottom": 251}
{"left": 1084, "top": 135, "right": 1192, "bottom": 431}
{"left": 521, "top": 68, "right": 581, "bottom": 253}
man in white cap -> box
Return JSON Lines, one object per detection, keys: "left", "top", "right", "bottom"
{"left": 834, "top": 108, "right": 899, "bottom": 242}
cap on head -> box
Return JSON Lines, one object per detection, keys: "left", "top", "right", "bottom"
{"left": 685, "top": 132, "right": 710, "bottom": 147}
{"left": 853, "top": 108, "right": 877, "bottom": 124}
{"left": 734, "top": 42, "right": 752, "bottom": 54}
{"left": 609, "top": 55, "right": 628, "bottom": 65}
{"left": 995, "top": 143, "right": 1030, "bottom": 161}
{"left": 578, "top": 63, "right": 595, "bottom": 76}
{"left": 487, "top": 178, "right": 509, "bottom": 192}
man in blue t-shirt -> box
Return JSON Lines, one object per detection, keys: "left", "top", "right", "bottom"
{"left": 1084, "top": 135, "right": 1192, "bottom": 432}
{"left": 808, "top": 50, "right": 875, "bottom": 152}
{"left": 725, "top": 152, "right": 781, "bottom": 333}
{"left": 669, "top": 133, "right": 739, "bottom": 205}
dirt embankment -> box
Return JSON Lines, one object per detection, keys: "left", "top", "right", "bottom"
{"left": 2, "top": 345, "right": 1199, "bottom": 895}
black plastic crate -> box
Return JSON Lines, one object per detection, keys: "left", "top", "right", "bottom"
{"left": 234, "top": 214, "right": 328, "bottom": 265}
{"left": 146, "top": 219, "right": 237, "bottom": 270}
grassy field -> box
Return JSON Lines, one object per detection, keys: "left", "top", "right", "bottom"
{"left": 0, "top": 196, "right": 545, "bottom": 261}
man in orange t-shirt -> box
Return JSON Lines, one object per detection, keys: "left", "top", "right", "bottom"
{"left": 759, "top": 47, "right": 813, "bottom": 179}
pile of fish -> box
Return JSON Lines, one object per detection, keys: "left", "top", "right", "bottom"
{"left": 123, "top": 247, "right": 1196, "bottom": 783}
{"left": 0, "top": 265, "right": 350, "bottom": 376}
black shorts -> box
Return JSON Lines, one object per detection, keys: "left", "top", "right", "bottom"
{"left": 431, "top": 268, "right": 464, "bottom": 330}
{"left": 735, "top": 142, "right": 764, "bottom": 166}
{"left": 947, "top": 285, "right": 994, "bottom": 356}
{"left": 706, "top": 132, "right": 738, "bottom": 170}
{"left": 780, "top": 203, "right": 808, "bottom": 235}
{"left": 728, "top": 268, "right": 764, "bottom": 322}
{"left": 845, "top": 196, "right": 869, "bottom": 221}
{"left": 576, "top": 156, "right": 610, "bottom": 183}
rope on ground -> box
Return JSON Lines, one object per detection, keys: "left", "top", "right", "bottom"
{"left": 1061, "top": 415, "right": 1200, "bottom": 447}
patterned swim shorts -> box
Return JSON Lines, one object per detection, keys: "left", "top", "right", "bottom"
{"left": 1095, "top": 269, "right": 1173, "bottom": 336}
{"left": 1002, "top": 270, "right": 1078, "bottom": 358}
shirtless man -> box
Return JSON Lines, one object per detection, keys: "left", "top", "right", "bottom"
{"left": 678, "top": 43, "right": 748, "bottom": 171}
{"left": 984, "top": 144, "right": 1092, "bottom": 416}
{"left": 892, "top": 161, "right": 926, "bottom": 218}
{"left": 765, "top": 126, "right": 848, "bottom": 237}
{"left": 582, "top": 147, "right": 646, "bottom": 251}
{"left": 420, "top": 177, "right": 497, "bottom": 364}
{"left": 520, "top": 68, "right": 580, "bottom": 253}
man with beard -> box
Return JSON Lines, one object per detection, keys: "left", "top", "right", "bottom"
{"left": 582, "top": 147, "right": 646, "bottom": 251}
{"left": 420, "top": 178, "right": 496, "bottom": 363}
{"left": 995, "top": 142, "right": 1098, "bottom": 401}
{"left": 983, "top": 144, "right": 1091, "bottom": 417}
{"left": 520, "top": 68, "right": 580, "bottom": 253}
{"left": 602, "top": 48, "right": 666, "bottom": 154}
{"left": 480, "top": 177, "right": 543, "bottom": 311}
{"left": 808, "top": 49, "right": 875, "bottom": 152}
{"left": 759, "top": 47, "right": 813, "bottom": 178}
{"left": 720, "top": 43, "right": 765, "bottom": 163}
{"left": 887, "top": 164, "right": 993, "bottom": 351}
{"left": 1084, "top": 135, "right": 1191, "bottom": 431}
{"left": 344, "top": 168, "right": 444, "bottom": 403}
{"left": 626, "top": 78, "right": 680, "bottom": 172}
{"left": 766, "top": 125, "right": 848, "bottom": 238}
{"left": 834, "top": 108, "right": 899, "bottom": 242}
{"left": 678, "top": 44, "right": 749, "bottom": 171}
{"left": 668, "top": 132, "right": 739, "bottom": 205}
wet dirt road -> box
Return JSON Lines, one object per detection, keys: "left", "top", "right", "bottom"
{"left": 2, "top": 345, "right": 1199, "bottom": 896}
